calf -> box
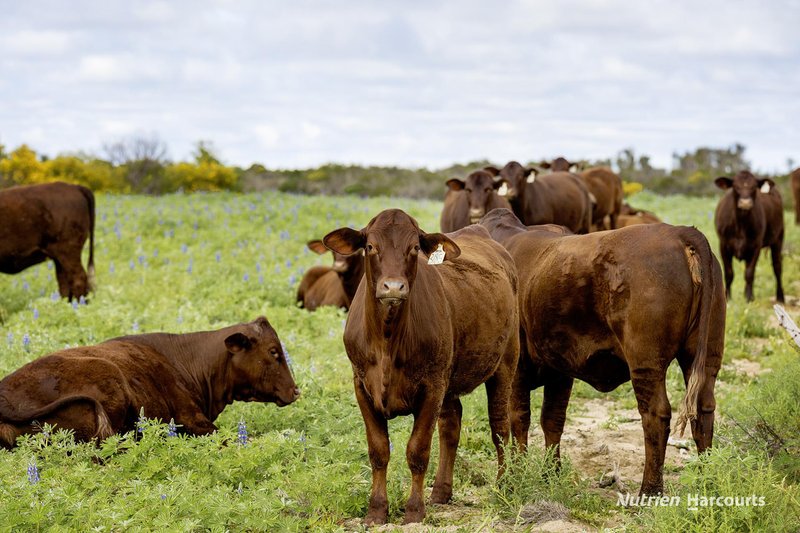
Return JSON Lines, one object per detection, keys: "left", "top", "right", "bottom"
{"left": 439, "top": 170, "right": 511, "bottom": 232}
{"left": 479, "top": 208, "right": 725, "bottom": 496}
{"left": 0, "top": 182, "right": 95, "bottom": 300}
{"left": 324, "top": 209, "right": 519, "bottom": 525}
{"left": 296, "top": 240, "right": 364, "bottom": 310}
{"left": 714, "top": 171, "right": 784, "bottom": 302}
{"left": 485, "top": 161, "right": 592, "bottom": 233}
{"left": 0, "top": 317, "right": 300, "bottom": 448}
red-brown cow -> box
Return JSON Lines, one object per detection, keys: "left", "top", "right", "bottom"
{"left": 619, "top": 203, "right": 662, "bottom": 226}
{"left": 479, "top": 208, "right": 725, "bottom": 496}
{"left": 485, "top": 161, "right": 592, "bottom": 233}
{"left": 324, "top": 209, "right": 519, "bottom": 525}
{"left": 791, "top": 167, "right": 800, "bottom": 225}
{"left": 296, "top": 240, "right": 364, "bottom": 310}
{"left": 580, "top": 166, "right": 624, "bottom": 230}
{"left": 0, "top": 182, "right": 95, "bottom": 300}
{"left": 439, "top": 170, "right": 511, "bottom": 232}
{"left": 0, "top": 317, "right": 300, "bottom": 448}
{"left": 539, "top": 156, "right": 580, "bottom": 173}
{"left": 714, "top": 171, "right": 784, "bottom": 303}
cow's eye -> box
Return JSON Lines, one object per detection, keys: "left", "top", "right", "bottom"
{"left": 465, "top": 188, "right": 472, "bottom": 193}
{"left": 413, "top": 244, "right": 420, "bottom": 252}
{"left": 367, "top": 243, "right": 376, "bottom": 254}
{"left": 270, "top": 348, "right": 280, "bottom": 359}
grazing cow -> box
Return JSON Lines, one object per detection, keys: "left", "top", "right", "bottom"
{"left": 580, "top": 167, "right": 624, "bottom": 230}
{"left": 0, "top": 317, "right": 300, "bottom": 448}
{"left": 485, "top": 161, "right": 592, "bottom": 233}
{"left": 714, "top": 171, "right": 784, "bottom": 303}
{"left": 618, "top": 203, "right": 661, "bottom": 227}
{"left": 0, "top": 182, "right": 95, "bottom": 300}
{"left": 791, "top": 168, "right": 800, "bottom": 225}
{"left": 296, "top": 240, "right": 364, "bottom": 310}
{"left": 439, "top": 170, "right": 511, "bottom": 232}
{"left": 479, "top": 208, "right": 725, "bottom": 496}
{"left": 324, "top": 209, "right": 519, "bottom": 525}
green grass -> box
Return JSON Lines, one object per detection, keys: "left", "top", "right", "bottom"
{"left": 1, "top": 189, "right": 799, "bottom": 530}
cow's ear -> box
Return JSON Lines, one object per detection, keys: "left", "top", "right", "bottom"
{"left": 307, "top": 240, "right": 328, "bottom": 254}
{"left": 483, "top": 166, "right": 500, "bottom": 177}
{"left": 758, "top": 178, "right": 775, "bottom": 193}
{"left": 419, "top": 232, "right": 461, "bottom": 261}
{"left": 492, "top": 179, "right": 505, "bottom": 190}
{"left": 568, "top": 162, "right": 581, "bottom": 173}
{"left": 324, "top": 228, "right": 365, "bottom": 256}
{"left": 446, "top": 178, "right": 465, "bottom": 191}
{"left": 254, "top": 316, "right": 270, "bottom": 331}
{"left": 225, "top": 332, "right": 252, "bottom": 353}
{"left": 715, "top": 177, "right": 733, "bottom": 190}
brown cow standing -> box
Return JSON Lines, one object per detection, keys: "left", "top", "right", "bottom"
{"left": 439, "top": 170, "right": 511, "bottom": 232}
{"left": 714, "top": 171, "right": 784, "bottom": 303}
{"left": 0, "top": 317, "right": 300, "bottom": 448}
{"left": 324, "top": 209, "right": 519, "bottom": 525}
{"left": 296, "top": 240, "right": 363, "bottom": 310}
{"left": 539, "top": 156, "right": 580, "bottom": 173}
{"left": 580, "top": 167, "right": 624, "bottom": 230}
{"left": 0, "top": 182, "right": 95, "bottom": 300}
{"left": 791, "top": 168, "right": 800, "bottom": 225}
{"left": 485, "top": 161, "right": 592, "bottom": 233}
{"left": 479, "top": 208, "right": 725, "bottom": 496}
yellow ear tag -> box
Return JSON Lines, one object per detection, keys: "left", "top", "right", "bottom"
{"left": 427, "top": 244, "right": 445, "bottom": 265}
{"left": 760, "top": 182, "right": 771, "bottom": 193}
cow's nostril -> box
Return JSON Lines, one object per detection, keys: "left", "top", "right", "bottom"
{"left": 293, "top": 387, "right": 301, "bottom": 398}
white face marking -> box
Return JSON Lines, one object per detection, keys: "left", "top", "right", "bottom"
{"left": 526, "top": 174, "right": 536, "bottom": 184}
{"left": 497, "top": 182, "right": 509, "bottom": 196}
{"left": 760, "top": 182, "right": 771, "bottom": 193}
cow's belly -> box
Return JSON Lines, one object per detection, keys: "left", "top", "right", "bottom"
{"left": 0, "top": 250, "right": 47, "bottom": 274}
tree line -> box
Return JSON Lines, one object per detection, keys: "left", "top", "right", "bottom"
{"left": 0, "top": 137, "right": 795, "bottom": 199}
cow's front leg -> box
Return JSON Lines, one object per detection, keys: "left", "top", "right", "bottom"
{"left": 404, "top": 393, "right": 443, "bottom": 524}
{"left": 354, "top": 378, "right": 390, "bottom": 525}
{"left": 743, "top": 251, "right": 760, "bottom": 302}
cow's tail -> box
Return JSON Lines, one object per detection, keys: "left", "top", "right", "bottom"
{"left": 675, "top": 229, "right": 716, "bottom": 437}
{"left": 79, "top": 185, "right": 96, "bottom": 290}
{"left": 0, "top": 394, "right": 113, "bottom": 441}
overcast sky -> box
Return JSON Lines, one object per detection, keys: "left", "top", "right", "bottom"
{"left": 1, "top": 1, "right": 798, "bottom": 172}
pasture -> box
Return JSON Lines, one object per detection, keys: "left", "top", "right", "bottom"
{"left": 0, "top": 189, "right": 798, "bottom": 531}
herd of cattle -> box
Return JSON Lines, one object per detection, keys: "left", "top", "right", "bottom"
{"left": 0, "top": 162, "right": 797, "bottom": 525}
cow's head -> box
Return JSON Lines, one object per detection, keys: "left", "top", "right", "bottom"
{"left": 485, "top": 162, "right": 537, "bottom": 201}
{"left": 224, "top": 316, "right": 300, "bottom": 407}
{"left": 446, "top": 170, "right": 505, "bottom": 223}
{"left": 324, "top": 209, "right": 460, "bottom": 307}
{"left": 540, "top": 157, "right": 579, "bottom": 173}
{"left": 715, "top": 171, "right": 773, "bottom": 211}
{"left": 307, "top": 239, "right": 361, "bottom": 275}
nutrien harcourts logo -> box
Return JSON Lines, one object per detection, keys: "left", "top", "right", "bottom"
{"left": 617, "top": 493, "right": 766, "bottom": 511}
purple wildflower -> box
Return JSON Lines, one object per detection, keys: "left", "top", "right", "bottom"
{"left": 27, "top": 460, "right": 40, "bottom": 484}
{"left": 237, "top": 419, "right": 248, "bottom": 446}
{"left": 32, "top": 308, "right": 39, "bottom": 320}
{"left": 167, "top": 419, "right": 177, "bottom": 438}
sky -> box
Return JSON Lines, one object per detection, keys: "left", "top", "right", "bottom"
{"left": 1, "top": 0, "right": 798, "bottom": 173}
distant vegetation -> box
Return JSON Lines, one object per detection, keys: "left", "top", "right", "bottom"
{"left": 0, "top": 136, "right": 795, "bottom": 198}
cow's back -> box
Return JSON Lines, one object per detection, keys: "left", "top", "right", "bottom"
{"left": 527, "top": 172, "right": 592, "bottom": 233}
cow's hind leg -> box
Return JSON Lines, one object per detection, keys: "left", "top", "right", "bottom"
{"left": 540, "top": 369, "right": 574, "bottom": 465}
{"left": 771, "top": 241, "right": 784, "bottom": 303}
{"left": 50, "top": 246, "right": 89, "bottom": 300}
{"left": 630, "top": 366, "right": 670, "bottom": 495}
{"left": 743, "top": 251, "right": 760, "bottom": 302}
{"left": 431, "top": 397, "right": 462, "bottom": 504}
{"left": 720, "top": 247, "right": 734, "bottom": 300}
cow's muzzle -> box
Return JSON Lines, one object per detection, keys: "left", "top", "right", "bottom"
{"left": 737, "top": 198, "right": 754, "bottom": 210}
{"left": 376, "top": 278, "right": 408, "bottom": 305}
{"left": 469, "top": 208, "right": 485, "bottom": 223}
{"left": 276, "top": 387, "right": 301, "bottom": 407}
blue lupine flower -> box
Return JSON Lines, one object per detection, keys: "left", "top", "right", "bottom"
{"left": 237, "top": 419, "right": 248, "bottom": 446}
{"left": 258, "top": 275, "right": 264, "bottom": 285}
{"left": 22, "top": 281, "right": 30, "bottom": 291}
{"left": 281, "top": 342, "right": 293, "bottom": 368}
{"left": 215, "top": 252, "right": 221, "bottom": 263}
{"left": 167, "top": 419, "right": 177, "bottom": 438}
{"left": 138, "top": 255, "right": 146, "bottom": 265}
{"left": 255, "top": 263, "right": 261, "bottom": 273}
{"left": 160, "top": 494, "right": 167, "bottom": 500}
{"left": 243, "top": 273, "right": 250, "bottom": 282}
{"left": 79, "top": 295, "right": 86, "bottom": 306}
{"left": 27, "top": 460, "right": 40, "bottom": 484}
{"left": 51, "top": 292, "right": 59, "bottom": 301}
{"left": 109, "top": 262, "right": 115, "bottom": 274}
{"left": 288, "top": 274, "right": 297, "bottom": 286}
{"left": 285, "top": 260, "right": 292, "bottom": 268}
{"left": 32, "top": 308, "right": 39, "bottom": 320}
{"left": 153, "top": 249, "right": 159, "bottom": 258}
{"left": 137, "top": 410, "right": 146, "bottom": 434}
{"left": 72, "top": 300, "right": 79, "bottom": 311}
{"left": 181, "top": 244, "right": 188, "bottom": 253}
{"left": 129, "top": 260, "right": 135, "bottom": 270}
{"left": 132, "top": 322, "right": 140, "bottom": 332}
{"left": 187, "top": 259, "right": 193, "bottom": 274}
{"left": 22, "top": 334, "right": 31, "bottom": 350}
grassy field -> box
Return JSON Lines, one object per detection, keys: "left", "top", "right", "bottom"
{"left": 0, "top": 189, "right": 798, "bottom": 531}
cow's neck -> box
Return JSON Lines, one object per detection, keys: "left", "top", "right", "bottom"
{"left": 341, "top": 261, "right": 364, "bottom": 302}
{"left": 158, "top": 331, "right": 233, "bottom": 421}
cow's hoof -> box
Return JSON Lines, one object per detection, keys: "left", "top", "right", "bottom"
{"left": 430, "top": 485, "right": 452, "bottom": 504}
{"left": 364, "top": 506, "right": 388, "bottom": 526}
{"left": 402, "top": 508, "right": 425, "bottom": 525}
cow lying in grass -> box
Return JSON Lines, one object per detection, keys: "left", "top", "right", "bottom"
{"left": 324, "top": 209, "right": 519, "bottom": 525}
{"left": 297, "top": 240, "right": 364, "bottom": 310}
{"left": 0, "top": 317, "right": 300, "bottom": 448}
{"left": 480, "top": 208, "right": 725, "bottom": 496}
